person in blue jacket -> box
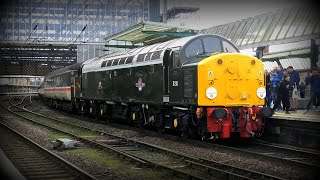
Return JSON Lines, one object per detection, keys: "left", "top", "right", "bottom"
{"left": 304, "top": 68, "right": 320, "bottom": 113}
{"left": 270, "top": 66, "right": 284, "bottom": 110}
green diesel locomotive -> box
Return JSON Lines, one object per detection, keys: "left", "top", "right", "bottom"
{"left": 41, "top": 34, "right": 272, "bottom": 140}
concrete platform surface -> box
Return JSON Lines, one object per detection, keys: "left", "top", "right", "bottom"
{"left": 272, "top": 109, "right": 320, "bottom": 122}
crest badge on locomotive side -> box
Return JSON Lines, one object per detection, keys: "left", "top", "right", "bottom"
{"left": 135, "top": 78, "right": 145, "bottom": 91}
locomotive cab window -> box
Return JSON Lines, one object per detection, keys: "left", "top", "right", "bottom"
{"left": 203, "top": 37, "right": 221, "bottom": 54}
{"left": 185, "top": 39, "right": 203, "bottom": 58}
{"left": 222, "top": 41, "right": 238, "bottom": 53}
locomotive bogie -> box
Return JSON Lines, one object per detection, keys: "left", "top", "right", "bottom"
{"left": 206, "top": 106, "right": 267, "bottom": 139}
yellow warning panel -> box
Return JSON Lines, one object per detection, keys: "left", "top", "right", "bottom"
{"left": 197, "top": 53, "right": 265, "bottom": 107}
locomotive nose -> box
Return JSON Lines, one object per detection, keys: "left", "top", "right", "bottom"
{"left": 197, "top": 53, "right": 265, "bottom": 107}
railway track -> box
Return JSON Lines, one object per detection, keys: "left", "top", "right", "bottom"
{"left": 51, "top": 101, "right": 320, "bottom": 170}
{"left": 0, "top": 121, "right": 96, "bottom": 180}
{"left": 3, "top": 95, "right": 283, "bottom": 180}
{"left": 240, "top": 140, "right": 320, "bottom": 168}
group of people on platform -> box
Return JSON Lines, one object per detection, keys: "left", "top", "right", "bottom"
{"left": 265, "top": 65, "right": 320, "bottom": 114}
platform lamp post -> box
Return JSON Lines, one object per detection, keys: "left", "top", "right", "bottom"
{"left": 310, "top": 39, "right": 318, "bottom": 68}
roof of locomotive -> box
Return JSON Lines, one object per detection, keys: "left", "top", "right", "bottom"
{"left": 46, "top": 62, "right": 84, "bottom": 77}
{"left": 82, "top": 34, "right": 239, "bottom": 73}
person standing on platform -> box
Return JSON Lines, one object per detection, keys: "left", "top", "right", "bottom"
{"left": 265, "top": 70, "right": 271, "bottom": 107}
{"left": 287, "top": 66, "right": 300, "bottom": 111}
{"left": 304, "top": 68, "right": 320, "bottom": 113}
{"left": 273, "top": 75, "right": 291, "bottom": 114}
{"left": 270, "top": 66, "right": 283, "bottom": 110}
{"left": 305, "top": 72, "right": 317, "bottom": 106}
{"left": 269, "top": 67, "right": 277, "bottom": 107}
{"left": 298, "top": 81, "right": 306, "bottom": 98}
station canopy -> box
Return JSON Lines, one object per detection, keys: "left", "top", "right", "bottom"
{"left": 201, "top": 7, "right": 320, "bottom": 50}
{"left": 262, "top": 48, "right": 311, "bottom": 61}
{"left": 105, "top": 21, "right": 198, "bottom": 48}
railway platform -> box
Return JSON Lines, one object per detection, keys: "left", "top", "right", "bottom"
{"left": 0, "top": 148, "right": 26, "bottom": 180}
{"left": 263, "top": 109, "right": 320, "bottom": 150}
{"left": 273, "top": 109, "right": 320, "bottom": 122}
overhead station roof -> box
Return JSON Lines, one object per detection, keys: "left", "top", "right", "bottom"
{"left": 201, "top": 7, "right": 320, "bottom": 50}
{"left": 105, "top": 21, "right": 198, "bottom": 47}
{"left": 262, "top": 48, "right": 311, "bottom": 61}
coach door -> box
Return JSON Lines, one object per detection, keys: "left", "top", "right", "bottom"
{"left": 71, "top": 72, "right": 75, "bottom": 99}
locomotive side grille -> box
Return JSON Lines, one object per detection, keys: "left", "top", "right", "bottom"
{"left": 151, "top": 50, "right": 162, "bottom": 60}
{"left": 101, "top": 61, "right": 108, "bottom": 67}
{"left": 184, "top": 70, "right": 193, "bottom": 98}
{"left": 145, "top": 52, "right": 153, "bottom": 61}
{"left": 106, "top": 60, "right": 113, "bottom": 66}
{"left": 119, "top": 57, "right": 127, "bottom": 65}
{"left": 137, "top": 54, "right": 146, "bottom": 62}
{"left": 126, "top": 56, "right": 134, "bottom": 64}
{"left": 112, "top": 59, "right": 120, "bottom": 66}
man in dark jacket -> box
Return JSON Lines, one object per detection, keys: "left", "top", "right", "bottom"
{"left": 288, "top": 66, "right": 300, "bottom": 89}
{"left": 287, "top": 66, "right": 300, "bottom": 110}
{"left": 273, "top": 75, "right": 291, "bottom": 114}
{"left": 265, "top": 70, "right": 271, "bottom": 107}
{"left": 304, "top": 68, "right": 320, "bottom": 113}
{"left": 298, "top": 81, "right": 306, "bottom": 98}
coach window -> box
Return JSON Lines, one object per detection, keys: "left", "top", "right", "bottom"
{"left": 203, "top": 37, "right": 221, "bottom": 53}
{"left": 71, "top": 76, "right": 75, "bottom": 86}
{"left": 46, "top": 77, "right": 54, "bottom": 87}
{"left": 185, "top": 39, "right": 203, "bottom": 58}
{"left": 58, "top": 76, "right": 63, "bottom": 87}
{"left": 64, "top": 74, "right": 70, "bottom": 86}
{"left": 222, "top": 41, "right": 238, "bottom": 53}
{"left": 50, "top": 77, "right": 54, "bottom": 87}
{"left": 54, "top": 76, "right": 59, "bottom": 87}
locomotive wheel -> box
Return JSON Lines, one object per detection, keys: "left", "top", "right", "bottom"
{"left": 180, "top": 130, "right": 190, "bottom": 139}
{"left": 157, "top": 115, "right": 165, "bottom": 134}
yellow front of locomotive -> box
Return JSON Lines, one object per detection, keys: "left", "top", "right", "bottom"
{"left": 197, "top": 53, "right": 265, "bottom": 107}
{"left": 197, "top": 53, "right": 271, "bottom": 139}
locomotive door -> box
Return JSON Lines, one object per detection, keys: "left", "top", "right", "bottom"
{"left": 163, "top": 49, "right": 172, "bottom": 102}
{"left": 163, "top": 49, "right": 182, "bottom": 104}
{"left": 169, "top": 50, "right": 182, "bottom": 103}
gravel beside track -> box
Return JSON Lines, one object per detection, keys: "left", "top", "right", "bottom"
{"left": 0, "top": 96, "right": 173, "bottom": 180}
{"left": 23, "top": 97, "right": 319, "bottom": 180}
{"left": 0, "top": 119, "right": 96, "bottom": 180}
